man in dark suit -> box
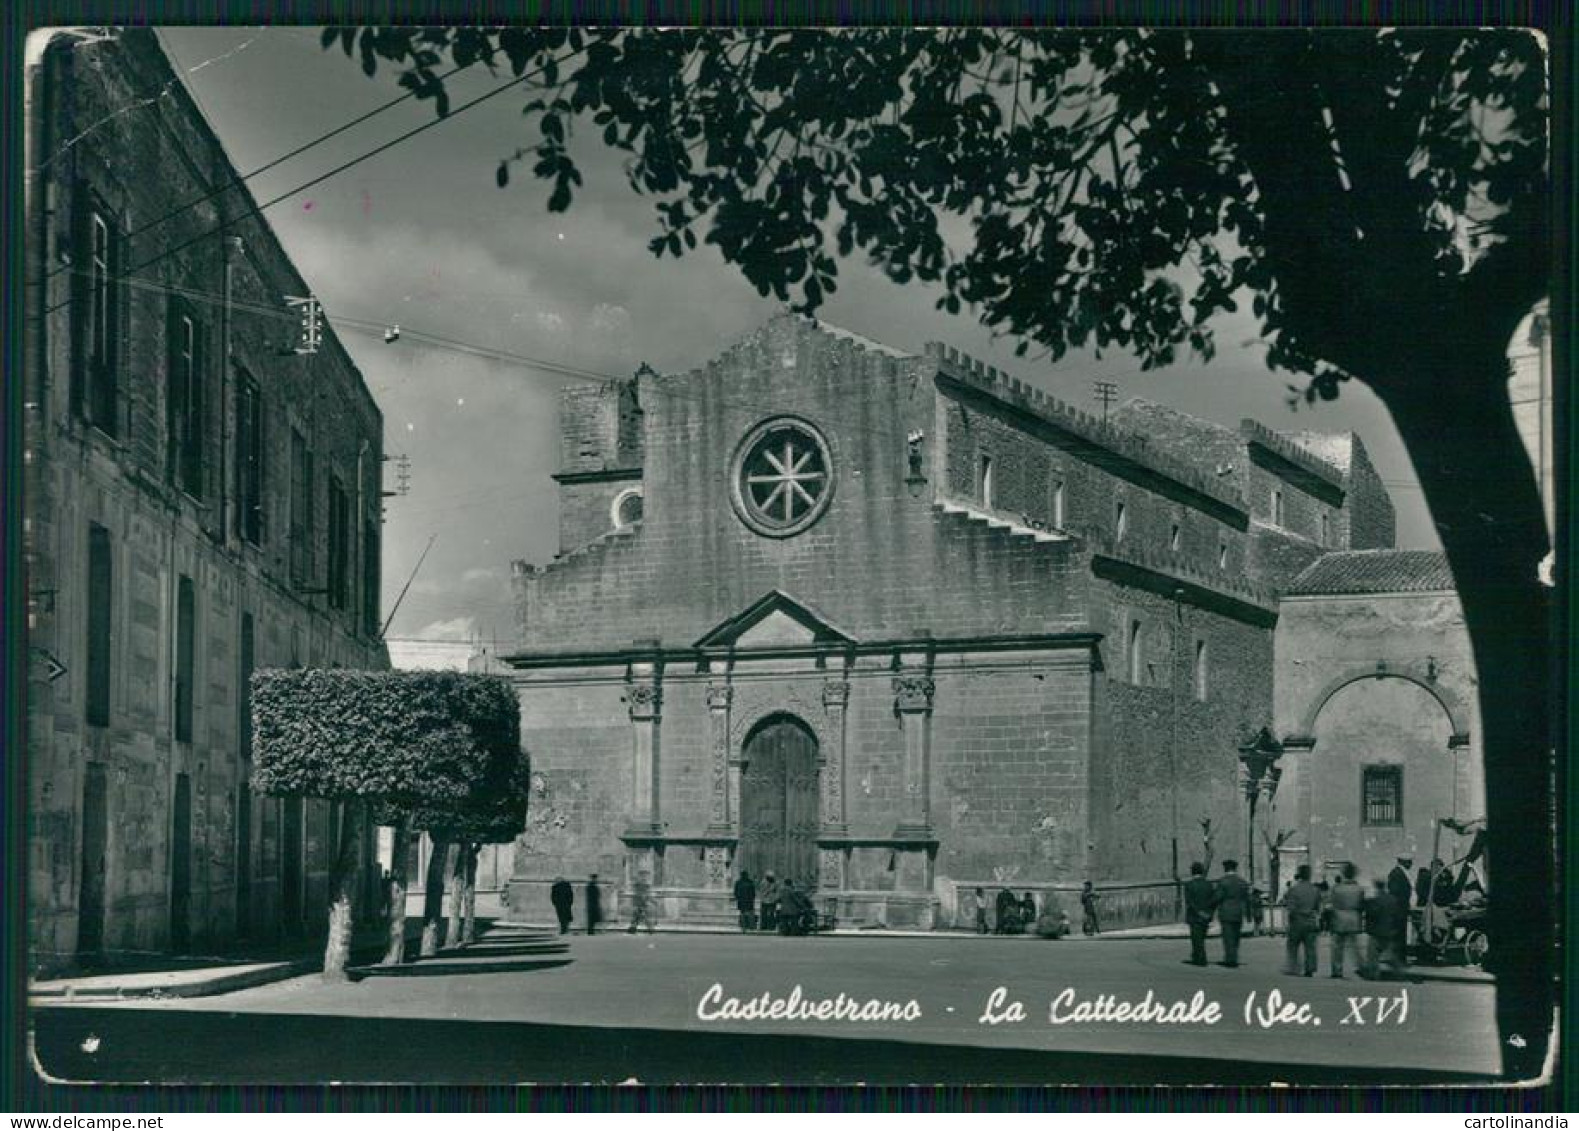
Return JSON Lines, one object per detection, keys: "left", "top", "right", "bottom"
{"left": 1387, "top": 856, "right": 1414, "bottom": 964}
{"left": 585, "top": 873, "right": 603, "bottom": 936}
{"left": 549, "top": 875, "right": 574, "bottom": 935}
{"left": 1214, "top": 859, "right": 1251, "bottom": 967}
{"left": 1183, "top": 862, "right": 1217, "bottom": 967}
{"left": 733, "top": 870, "right": 757, "bottom": 932}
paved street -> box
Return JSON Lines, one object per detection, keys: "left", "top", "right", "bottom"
{"left": 33, "top": 926, "right": 1500, "bottom": 1085}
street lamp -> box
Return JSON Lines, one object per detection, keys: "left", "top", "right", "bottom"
{"left": 1237, "top": 727, "right": 1284, "bottom": 886}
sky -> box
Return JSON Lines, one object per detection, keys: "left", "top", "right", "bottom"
{"left": 154, "top": 26, "right": 1447, "bottom": 645}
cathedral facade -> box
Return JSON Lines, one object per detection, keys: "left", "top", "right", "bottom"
{"left": 502, "top": 315, "right": 1402, "bottom": 930}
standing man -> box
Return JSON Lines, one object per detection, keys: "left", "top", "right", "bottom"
{"left": 1387, "top": 855, "right": 1415, "bottom": 965}
{"left": 1282, "top": 864, "right": 1321, "bottom": 977}
{"left": 973, "top": 886, "right": 990, "bottom": 935}
{"left": 1328, "top": 863, "right": 1365, "bottom": 978}
{"left": 1214, "top": 860, "right": 1251, "bottom": 967}
{"left": 1364, "top": 877, "right": 1402, "bottom": 978}
{"left": 733, "top": 870, "right": 757, "bottom": 932}
{"left": 585, "top": 873, "right": 603, "bottom": 936}
{"left": 1183, "top": 862, "right": 1217, "bottom": 967}
{"left": 758, "top": 872, "right": 780, "bottom": 933}
{"left": 550, "top": 875, "right": 574, "bottom": 936}
{"left": 1080, "top": 881, "right": 1102, "bottom": 936}
{"left": 627, "top": 872, "right": 656, "bottom": 934}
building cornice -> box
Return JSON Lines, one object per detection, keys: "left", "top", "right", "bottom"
{"left": 501, "top": 631, "right": 1101, "bottom": 671}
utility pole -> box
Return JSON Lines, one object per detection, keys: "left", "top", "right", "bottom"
{"left": 1093, "top": 380, "right": 1119, "bottom": 422}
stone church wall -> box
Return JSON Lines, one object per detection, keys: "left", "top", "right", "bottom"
{"left": 515, "top": 318, "right": 1089, "bottom": 651}
{"left": 1086, "top": 573, "right": 1271, "bottom": 886}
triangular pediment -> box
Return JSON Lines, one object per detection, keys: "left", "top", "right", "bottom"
{"left": 694, "top": 590, "right": 856, "bottom": 649}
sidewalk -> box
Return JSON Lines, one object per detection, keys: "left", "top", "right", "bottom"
{"left": 29, "top": 919, "right": 437, "bottom": 1002}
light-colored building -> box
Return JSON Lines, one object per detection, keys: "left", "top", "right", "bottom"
{"left": 1507, "top": 299, "right": 1554, "bottom": 544}
{"left": 1272, "top": 551, "right": 1484, "bottom": 886}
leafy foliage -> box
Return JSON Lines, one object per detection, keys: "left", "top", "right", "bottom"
{"left": 251, "top": 669, "right": 519, "bottom": 808}
{"left": 323, "top": 27, "right": 1547, "bottom": 399}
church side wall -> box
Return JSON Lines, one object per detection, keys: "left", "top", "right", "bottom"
{"left": 936, "top": 391, "right": 1252, "bottom": 577}
{"left": 1085, "top": 575, "right": 1269, "bottom": 892}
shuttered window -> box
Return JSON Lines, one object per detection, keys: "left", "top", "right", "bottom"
{"left": 85, "top": 524, "right": 112, "bottom": 727}
{"left": 175, "top": 575, "right": 195, "bottom": 743}
{"left": 327, "top": 476, "right": 350, "bottom": 611}
{"left": 236, "top": 375, "right": 264, "bottom": 545}
{"left": 166, "top": 300, "right": 206, "bottom": 498}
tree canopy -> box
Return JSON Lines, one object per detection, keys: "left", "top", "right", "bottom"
{"left": 326, "top": 27, "right": 1547, "bottom": 401}
{"left": 251, "top": 668, "right": 520, "bottom": 807}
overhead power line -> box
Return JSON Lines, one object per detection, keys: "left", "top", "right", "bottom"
{"left": 41, "top": 51, "right": 475, "bottom": 284}
{"left": 43, "top": 42, "right": 589, "bottom": 320}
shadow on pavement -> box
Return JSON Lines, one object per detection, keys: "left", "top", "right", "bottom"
{"left": 30, "top": 1005, "right": 1500, "bottom": 1086}
{"left": 347, "top": 957, "right": 574, "bottom": 979}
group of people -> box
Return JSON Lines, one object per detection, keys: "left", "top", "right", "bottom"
{"left": 548, "top": 872, "right": 656, "bottom": 936}
{"left": 969, "top": 886, "right": 1080, "bottom": 938}
{"left": 1184, "top": 853, "right": 1461, "bottom": 978}
{"left": 731, "top": 871, "right": 820, "bottom": 934}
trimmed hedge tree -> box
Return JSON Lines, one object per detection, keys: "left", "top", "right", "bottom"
{"left": 251, "top": 669, "right": 520, "bottom": 980}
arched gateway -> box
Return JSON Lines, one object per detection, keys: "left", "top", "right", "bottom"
{"left": 738, "top": 715, "right": 819, "bottom": 885}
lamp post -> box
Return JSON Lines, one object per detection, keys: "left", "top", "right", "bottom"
{"left": 1237, "top": 727, "right": 1284, "bottom": 886}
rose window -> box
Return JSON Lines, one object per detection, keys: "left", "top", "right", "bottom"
{"left": 730, "top": 417, "right": 834, "bottom": 537}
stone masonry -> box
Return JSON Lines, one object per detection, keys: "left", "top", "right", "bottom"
{"left": 501, "top": 315, "right": 1409, "bottom": 931}
{"left": 24, "top": 31, "right": 387, "bottom": 972}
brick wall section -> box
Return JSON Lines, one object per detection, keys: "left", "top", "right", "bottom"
{"left": 1084, "top": 567, "right": 1269, "bottom": 883}
{"left": 26, "top": 32, "right": 386, "bottom": 970}
{"left": 928, "top": 652, "right": 1092, "bottom": 885}
{"left": 1343, "top": 436, "right": 1397, "bottom": 550}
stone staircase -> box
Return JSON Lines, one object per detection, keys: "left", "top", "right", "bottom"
{"left": 933, "top": 496, "right": 1070, "bottom": 546}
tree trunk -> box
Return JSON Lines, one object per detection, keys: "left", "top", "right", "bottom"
{"left": 446, "top": 842, "right": 467, "bottom": 948}
{"left": 321, "top": 800, "right": 361, "bottom": 983}
{"left": 419, "top": 837, "right": 452, "bottom": 958}
{"left": 461, "top": 844, "right": 480, "bottom": 945}
{"left": 381, "top": 820, "right": 409, "bottom": 966}
{"left": 1378, "top": 350, "right": 1555, "bottom": 1082}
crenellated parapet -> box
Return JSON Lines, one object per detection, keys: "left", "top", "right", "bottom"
{"left": 1238, "top": 418, "right": 1347, "bottom": 491}
{"left": 924, "top": 342, "right": 1248, "bottom": 514}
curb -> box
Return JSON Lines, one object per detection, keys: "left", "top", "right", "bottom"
{"left": 29, "top": 957, "right": 317, "bottom": 1002}
{"left": 495, "top": 918, "right": 1194, "bottom": 941}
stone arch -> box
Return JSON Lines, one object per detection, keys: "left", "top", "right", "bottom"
{"left": 729, "top": 688, "right": 833, "bottom": 763}
{"left": 1287, "top": 667, "right": 1471, "bottom": 749}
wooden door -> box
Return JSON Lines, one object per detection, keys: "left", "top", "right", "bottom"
{"left": 739, "top": 718, "right": 820, "bottom": 887}
{"left": 170, "top": 773, "right": 192, "bottom": 952}
{"left": 78, "top": 764, "right": 108, "bottom": 957}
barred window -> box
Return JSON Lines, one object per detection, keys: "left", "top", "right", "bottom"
{"left": 1362, "top": 765, "right": 1403, "bottom": 826}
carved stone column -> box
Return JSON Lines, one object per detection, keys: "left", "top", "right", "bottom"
{"left": 892, "top": 670, "right": 935, "bottom": 838}
{"left": 819, "top": 678, "right": 851, "bottom": 889}
{"left": 703, "top": 675, "right": 734, "bottom": 888}
{"left": 625, "top": 664, "right": 662, "bottom": 837}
